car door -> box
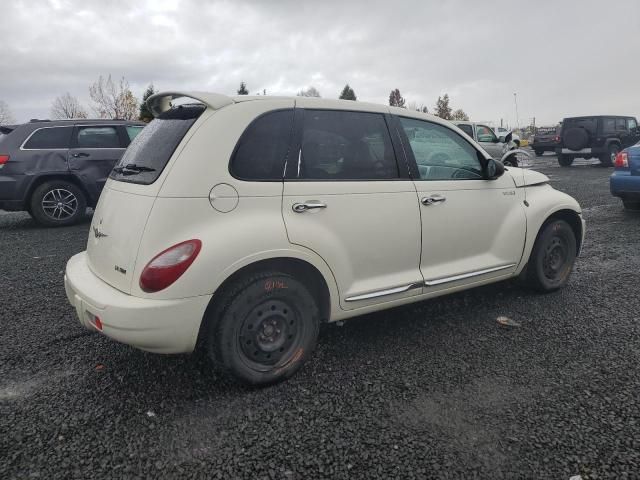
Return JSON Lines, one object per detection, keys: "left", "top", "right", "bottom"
{"left": 68, "top": 125, "right": 127, "bottom": 202}
{"left": 282, "top": 107, "right": 423, "bottom": 310}
{"left": 476, "top": 124, "right": 505, "bottom": 159}
{"left": 395, "top": 115, "right": 526, "bottom": 290}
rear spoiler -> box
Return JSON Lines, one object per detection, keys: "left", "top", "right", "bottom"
{"left": 0, "top": 125, "right": 17, "bottom": 135}
{"left": 146, "top": 91, "right": 235, "bottom": 117}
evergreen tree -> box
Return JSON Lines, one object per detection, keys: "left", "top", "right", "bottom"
{"left": 434, "top": 94, "right": 453, "bottom": 120}
{"left": 388, "top": 89, "right": 405, "bottom": 108}
{"left": 139, "top": 84, "right": 156, "bottom": 122}
{"left": 339, "top": 84, "right": 357, "bottom": 101}
{"left": 451, "top": 108, "right": 469, "bottom": 121}
{"left": 237, "top": 82, "right": 249, "bottom": 95}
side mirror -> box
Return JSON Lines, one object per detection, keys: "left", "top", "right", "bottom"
{"left": 485, "top": 158, "right": 505, "bottom": 179}
{"left": 504, "top": 132, "right": 513, "bottom": 143}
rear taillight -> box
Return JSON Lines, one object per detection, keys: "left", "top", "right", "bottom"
{"left": 0, "top": 154, "right": 9, "bottom": 166}
{"left": 139, "top": 239, "right": 202, "bottom": 293}
{"left": 614, "top": 152, "right": 629, "bottom": 168}
{"left": 554, "top": 136, "right": 560, "bottom": 142}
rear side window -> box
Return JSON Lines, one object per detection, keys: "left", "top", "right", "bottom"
{"left": 23, "top": 126, "right": 72, "bottom": 149}
{"left": 76, "top": 126, "right": 121, "bottom": 148}
{"left": 457, "top": 124, "right": 474, "bottom": 138}
{"left": 110, "top": 105, "right": 205, "bottom": 185}
{"left": 126, "top": 126, "right": 144, "bottom": 141}
{"left": 297, "top": 110, "right": 398, "bottom": 180}
{"left": 230, "top": 109, "right": 294, "bottom": 180}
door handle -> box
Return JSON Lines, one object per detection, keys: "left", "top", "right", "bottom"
{"left": 292, "top": 201, "right": 327, "bottom": 213}
{"left": 421, "top": 194, "right": 446, "bottom": 206}
{"left": 71, "top": 153, "right": 90, "bottom": 158}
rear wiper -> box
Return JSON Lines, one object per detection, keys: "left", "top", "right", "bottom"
{"left": 113, "top": 164, "right": 156, "bottom": 175}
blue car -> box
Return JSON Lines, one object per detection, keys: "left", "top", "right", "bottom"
{"left": 611, "top": 143, "right": 640, "bottom": 210}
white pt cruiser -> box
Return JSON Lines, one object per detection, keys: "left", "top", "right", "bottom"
{"left": 65, "top": 92, "right": 585, "bottom": 386}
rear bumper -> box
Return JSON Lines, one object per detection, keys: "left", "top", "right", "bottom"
{"left": 64, "top": 252, "right": 211, "bottom": 354}
{"left": 556, "top": 146, "right": 605, "bottom": 156}
{"left": 610, "top": 170, "right": 640, "bottom": 199}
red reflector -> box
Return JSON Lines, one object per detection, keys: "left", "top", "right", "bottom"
{"left": 0, "top": 155, "right": 9, "bottom": 165}
{"left": 94, "top": 316, "right": 103, "bottom": 331}
{"left": 614, "top": 152, "right": 629, "bottom": 168}
{"left": 140, "top": 239, "right": 202, "bottom": 293}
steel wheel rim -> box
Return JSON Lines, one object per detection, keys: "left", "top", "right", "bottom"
{"left": 238, "top": 299, "right": 302, "bottom": 371}
{"left": 41, "top": 188, "right": 78, "bottom": 220}
{"left": 542, "top": 236, "right": 568, "bottom": 281}
{"left": 610, "top": 146, "right": 619, "bottom": 163}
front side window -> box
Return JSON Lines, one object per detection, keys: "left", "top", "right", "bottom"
{"left": 23, "top": 126, "right": 73, "bottom": 149}
{"left": 76, "top": 126, "right": 120, "bottom": 148}
{"left": 476, "top": 125, "right": 497, "bottom": 143}
{"left": 615, "top": 118, "right": 627, "bottom": 131}
{"left": 231, "top": 109, "right": 294, "bottom": 180}
{"left": 298, "top": 110, "right": 398, "bottom": 180}
{"left": 399, "top": 117, "right": 483, "bottom": 181}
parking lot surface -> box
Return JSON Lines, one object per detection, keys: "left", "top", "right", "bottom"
{"left": 1, "top": 154, "right": 639, "bottom": 479}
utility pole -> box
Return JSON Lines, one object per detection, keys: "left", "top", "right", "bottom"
{"left": 513, "top": 92, "right": 520, "bottom": 130}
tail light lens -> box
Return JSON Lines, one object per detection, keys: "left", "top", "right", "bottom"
{"left": 614, "top": 152, "right": 629, "bottom": 168}
{"left": 554, "top": 135, "right": 560, "bottom": 142}
{"left": 0, "top": 154, "right": 9, "bottom": 166}
{"left": 140, "top": 239, "right": 202, "bottom": 293}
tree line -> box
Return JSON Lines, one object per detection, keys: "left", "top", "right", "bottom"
{"left": 0, "top": 78, "right": 469, "bottom": 126}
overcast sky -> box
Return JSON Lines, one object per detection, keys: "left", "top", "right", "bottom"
{"left": 1, "top": 0, "right": 639, "bottom": 126}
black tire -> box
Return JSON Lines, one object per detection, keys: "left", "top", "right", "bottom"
{"left": 563, "top": 128, "right": 589, "bottom": 151}
{"left": 502, "top": 155, "right": 518, "bottom": 167}
{"left": 558, "top": 154, "right": 573, "bottom": 167}
{"left": 623, "top": 200, "right": 640, "bottom": 211}
{"left": 526, "top": 219, "right": 577, "bottom": 292}
{"left": 600, "top": 143, "right": 620, "bottom": 167}
{"left": 206, "top": 271, "right": 320, "bottom": 386}
{"left": 534, "top": 150, "right": 544, "bottom": 157}
{"left": 29, "top": 180, "right": 87, "bottom": 227}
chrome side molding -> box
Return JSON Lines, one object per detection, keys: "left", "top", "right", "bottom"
{"left": 424, "top": 264, "right": 516, "bottom": 286}
{"left": 345, "top": 282, "right": 423, "bottom": 302}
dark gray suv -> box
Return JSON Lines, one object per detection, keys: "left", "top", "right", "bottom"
{"left": 0, "top": 119, "right": 144, "bottom": 226}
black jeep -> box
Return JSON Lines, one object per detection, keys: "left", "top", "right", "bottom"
{"left": 0, "top": 119, "right": 144, "bottom": 226}
{"left": 556, "top": 115, "right": 640, "bottom": 167}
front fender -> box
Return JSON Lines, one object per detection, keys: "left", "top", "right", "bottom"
{"left": 517, "top": 184, "right": 584, "bottom": 273}
{"left": 501, "top": 149, "right": 532, "bottom": 168}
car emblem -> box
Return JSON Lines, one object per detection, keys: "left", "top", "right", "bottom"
{"left": 93, "top": 227, "right": 108, "bottom": 239}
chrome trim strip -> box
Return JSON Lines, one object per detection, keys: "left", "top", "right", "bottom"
{"left": 345, "top": 282, "right": 422, "bottom": 302}
{"left": 20, "top": 126, "right": 74, "bottom": 151}
{"left": 424, "top": 264, "right": 516, "bottom": 287}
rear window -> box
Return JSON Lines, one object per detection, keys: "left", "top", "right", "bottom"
{"left": 126, "top": 125, "right": 144, "bottom": 141}
{"left": 110, "top": 105, "right": 205, "bottom": 185}
{"left": 23, "top": 126, "right": 73, "bottom": 149}
{"left": 563, "top": 118, "right": 597, "bottom": 135}
{"left": 536, "top": 127, "right": 557, "bottom": 135}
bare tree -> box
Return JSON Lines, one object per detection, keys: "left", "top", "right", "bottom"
{"left": 297, "top": 86, "right": 321, "bottom": 97}
{"left": 0, "top": 100, "right": 15, "bottom": 125}
{"left": 89, "top": 75, "right": 139, "bottom": 120}
{"left": 51, "top": 93, "right": 87, "bottom": 119}
{"left": 451, "top": 108, "right": 469, "bottom": 121}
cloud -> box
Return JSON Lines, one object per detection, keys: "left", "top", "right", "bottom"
{"left": 1, "top": 0, "right": 638, "bottom": 125}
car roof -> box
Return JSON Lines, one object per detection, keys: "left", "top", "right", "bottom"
{"left": 23, "top": 119, "right": 145, "bottom": 127}
{"left": 563, "top": 115, "right": 635, "bottom": 120}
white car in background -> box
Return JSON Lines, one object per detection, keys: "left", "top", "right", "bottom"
{"left": 65, "top": 92, "right": 583, "bottom": 386}
{"left": 452, "top": 121, "right": 530, "bottom": 167}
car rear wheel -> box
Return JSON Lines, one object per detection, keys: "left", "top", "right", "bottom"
{"left": 600, "top": 144, "right": 619, "bottom": 167}
{"left": 206, "top": 271, "right": 320, "bottom": 386}
{"left": 502, "top": 156, "right": 518, "bottom": 167}
{"left": 622, "top": 200, "right": 640, "bottom": 211}
{"left": 534, "top": 150, "right": 543, "bottom": 156}
{"left": 526, "top": 219, "right": 577, "bottom": 292}
{"left": 557, "top": 154, "right": 573, "bottom": 167}
{"left": 29, "top": 180, "right": 87, "bottom": 227}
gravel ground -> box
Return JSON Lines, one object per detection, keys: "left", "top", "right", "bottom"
{"left": 1, "top": 153, "right": 639, "bottom": 479}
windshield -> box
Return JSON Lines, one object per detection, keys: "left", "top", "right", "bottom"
{"left": 110, "top": 105, "right": 205, "bottom": 185}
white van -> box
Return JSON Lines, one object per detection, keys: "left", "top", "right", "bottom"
{"left": 65, "top": 92, "right": 584, "bottom": 386}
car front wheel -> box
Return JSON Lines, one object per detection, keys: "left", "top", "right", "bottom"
{"left": 207, "top": 271, "right": 320, "bottom": 386}
{"left": 526, "top": 219, "right": 577, "bottom": 292}
{"left": 600, "top": 144, "right": 620, "bottom": 167}
{"left": 29, "top": 180, "right": 87, "bottom": 227}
